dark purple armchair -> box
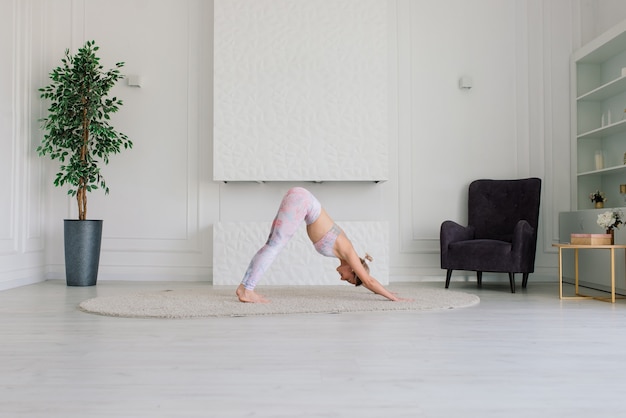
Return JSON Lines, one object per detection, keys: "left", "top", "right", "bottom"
{"left": 440, "top": 178, "right": 542, "bottom": 293}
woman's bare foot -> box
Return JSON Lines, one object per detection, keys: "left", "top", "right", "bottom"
{"left": 236, "top": 284, "right": 270, "bottom": 303}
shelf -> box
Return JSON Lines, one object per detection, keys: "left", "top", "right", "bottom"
{"left": 577, "top": 75, "right": 626, "bottom": 101}
{"left": 577, "top": 164, "right": 626, "bottom": 177}
{"left": 577, "top": 118, "right": 626, "bottom": 139}
{"left": 573, "top": 21, "right": 626, "bottom": 211}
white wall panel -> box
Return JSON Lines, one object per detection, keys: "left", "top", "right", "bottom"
{"left": 0, "top": 0, "right": 47, "bottom": 288}
{"left": 391, "top": 0, "right": 569, "bottom": 281}
{"left": 39, "top": 0, "right": 213, "bottom": 281}
{"left": 83, "top": 0, "right": 196, "bottom": 243}
{"left": 407, "top": 0, "right": 518, "bottom": 245}
{"left": 213, "top": 0, "right": 388, "bottom": 182}
{"left": 0, "top": 0, "right": 15, "bottom": 250}
{"left": 532, "top": 0, "right": 574, "bottom": 275}
{"left": 396, "top": 0, "right": 522, "bottom": 274}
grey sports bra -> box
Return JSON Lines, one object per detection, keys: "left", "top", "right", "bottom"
{"left": 313, "top": 224, "right": 342, "bottom": 257}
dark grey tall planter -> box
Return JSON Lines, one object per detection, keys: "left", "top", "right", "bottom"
{"left": 64, "top": 219, "right": 103, "bottom": 287}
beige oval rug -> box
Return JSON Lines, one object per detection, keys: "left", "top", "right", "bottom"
{"left": 79, "top": 285, "right": 479, "bottom": 319}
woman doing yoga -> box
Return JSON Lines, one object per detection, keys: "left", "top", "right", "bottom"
{"left": 236, "top": 187, "right": 410, "bottom": 303}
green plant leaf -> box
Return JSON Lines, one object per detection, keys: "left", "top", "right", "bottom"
{"left": 37, "top": 40, "right": 132, "bottom": 220}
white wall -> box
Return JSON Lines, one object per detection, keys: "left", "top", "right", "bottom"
{"left": 0, "top": 0, "right": 47, "bottom": 290}
{"left": 2, "top": 0, "right": 624, "bottom": 290}
{"left": 213, "top": 0, "right": 389, "bottom": 182}
{"left": 578, "top": 0, "right": 626, "bottom": 45}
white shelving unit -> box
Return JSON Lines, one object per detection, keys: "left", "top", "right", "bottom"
{"left": 572, "top": 20, "right": 626, "bottom": 209}
{"left": 560, "top": 21, "right": 626, "bottom": 293}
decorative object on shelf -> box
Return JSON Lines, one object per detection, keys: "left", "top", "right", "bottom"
{"left": 590, "top": 190, "right": 606, "bottom": 208}
{"left": 597, "top": 209, "right": 623, "bottom": 244}
{"left": 621, "top": 184, "right": 626, "bottom": 204}
{"left": 595, "top": 150, "right": 604, "bottom": 170}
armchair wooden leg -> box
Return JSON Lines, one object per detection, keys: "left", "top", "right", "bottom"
{"left": 522, "top": 273, "right": 529, "bottom": 288}
{"left": 508, "top": 272, "right": 516, "bottom": 293}
{"left": 476, "top": 271, "right": 482, "bottom": 288}
{"left": 445, "top": 270, "right": 453, "bottom": 288}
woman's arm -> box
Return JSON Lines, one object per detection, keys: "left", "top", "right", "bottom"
{"left": 346, "top": 252, "right": 399, "bottom": 301}
{"left": 336, "top": 236, "right": 409, "bottom": 302}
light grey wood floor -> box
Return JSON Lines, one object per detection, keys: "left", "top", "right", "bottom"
{"left": 1, "top": 279, "right": 626, "bottom": 418}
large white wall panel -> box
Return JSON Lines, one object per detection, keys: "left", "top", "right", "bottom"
{"left": 408, "top": 0, "right": 518, "bottom": 243}
{"left": 39, "top": 0, "right": 214, "bottom": 281}
{"left": 528, "top": 0, "right": 574, "bottom": 275}
{"left": 394, "top": 0, "right": 522, "bottom": 278}
{"left": 83, "top": 0, "right": 195, "bottom": 243}
{"left": 0, "top": 0, "right": 47, "bottom": 289}
{"left": 214, "top": 0, "right": 388, "bottom": 182}
{"left": 391, "top": 0, "right": 566, "bottom": 281}
{"left": 0, "top": 1, "right": 14, "bottom": 246}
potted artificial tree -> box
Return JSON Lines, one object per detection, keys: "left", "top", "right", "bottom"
{"left": 38, "top": 40, "right": 132, "bottom": 286}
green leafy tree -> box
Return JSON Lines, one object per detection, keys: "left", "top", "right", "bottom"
{"left": 38, "top": 40, "right": 132, "bottom": 220}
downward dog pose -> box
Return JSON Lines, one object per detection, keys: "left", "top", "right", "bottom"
{"left": 236, "top": 187, "right": 410, "bottom": 303}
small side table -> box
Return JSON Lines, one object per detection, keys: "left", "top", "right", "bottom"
{"left": 552, "top": 243, "right": 626, "bottom": 303}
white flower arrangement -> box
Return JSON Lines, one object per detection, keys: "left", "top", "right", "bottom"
{"left": 597, "top": 209, "right": 624, "bottom": 231}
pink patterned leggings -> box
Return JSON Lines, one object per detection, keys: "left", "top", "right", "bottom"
{"left": 240, "top": 187, "right": 321, "bottom": 290}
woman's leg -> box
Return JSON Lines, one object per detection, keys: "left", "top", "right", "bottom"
{"left": 240, "top": 188, "right": 311, "bottom": 291}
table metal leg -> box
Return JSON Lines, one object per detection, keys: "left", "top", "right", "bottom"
{"left": 575, "top": 248, "right": 579, "bottom": 295}
{"left": 611, "top": 248, "right": 616, "bottom": 303}
{"left": 558, "top": 247, "right": 563, "bottom": 300}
